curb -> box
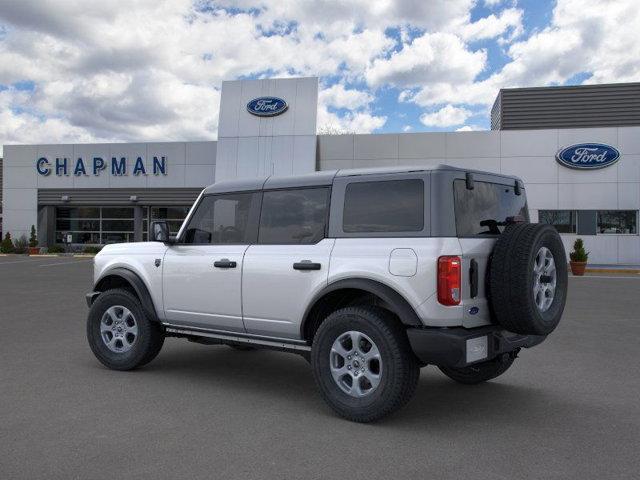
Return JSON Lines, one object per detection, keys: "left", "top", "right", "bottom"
{"left": 585, "top": 268, "right": 640, "bottom": 275}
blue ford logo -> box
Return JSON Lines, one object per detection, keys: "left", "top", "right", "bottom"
{"left": 247, "top": 97, "right": 288, "bottom": 117}
{"left": 556, "top": 143, "right": 620, "bottom": 170}
{"left": 469, "top": 306, "right": 479, "bottom": 315}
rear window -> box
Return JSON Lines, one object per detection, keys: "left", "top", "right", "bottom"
{"left": 454, "top": 180, "right": 528, "bottom": 236}
{"left": 343, "top": 179, "right": 424, "bottom": 233}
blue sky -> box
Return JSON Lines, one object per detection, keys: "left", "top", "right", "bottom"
{"left": 0, "top": 0, "right": 637, "bottom": 150}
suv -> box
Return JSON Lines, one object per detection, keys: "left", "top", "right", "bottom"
{"left": 86, "top": 166, "right": 567, "bottom": 422}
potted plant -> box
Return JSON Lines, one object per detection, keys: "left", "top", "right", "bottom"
{"left": 1, "top": 232, "right": 15, "bottom": 253}
{"left": 28, "top": 225, "right": 40, "bottom": 255}
{"left": 569, "top": 238, "right": 589, "bottom": 276}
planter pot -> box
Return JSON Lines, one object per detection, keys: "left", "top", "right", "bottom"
{"left": 570, "top": 261, "right": 587, "bottom": 276}
{"left": 28, "top": 246, "right": 40, "bottom": 255}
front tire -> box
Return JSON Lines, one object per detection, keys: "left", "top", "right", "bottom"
{"left": 438, "top": 354, "right": 515, "bottom": 385}
{"left": 87, "top": 288, "right": 164, "bottom": 371}
{"left": 311, "top": 307, "right": 419, "bottom": 423}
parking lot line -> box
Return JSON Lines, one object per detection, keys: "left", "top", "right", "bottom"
{"left": 38, "top": 260, "right": 93, "bottom": 267}
{"left": 0, "top": 258, "right": 52, "bottom": 265}
{"left": 570, "top": 275, "right": 640, "bottom": 280}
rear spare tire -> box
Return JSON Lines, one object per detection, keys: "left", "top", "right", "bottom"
{"left": 489, "top": 223, "right": 567, "bottom": 335}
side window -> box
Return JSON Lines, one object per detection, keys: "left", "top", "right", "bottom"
{"left": 258, "top": 188, "right": 329, "bottom": 244}
{"left": 183, "top": 193, "right": 255, "bottom": 244}
{"left": 343, "top": 179, "right": 424, "bottom": 233}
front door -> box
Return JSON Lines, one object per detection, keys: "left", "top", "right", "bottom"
{"left": 242, "top": 187, "right": 333, "bottom": 339}
{"left": 162, "top": 192, "right": 260, "bottom": 331}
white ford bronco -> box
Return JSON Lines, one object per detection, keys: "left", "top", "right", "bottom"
{"left": 87, "top": 166, "right": 567, "bottom": 422}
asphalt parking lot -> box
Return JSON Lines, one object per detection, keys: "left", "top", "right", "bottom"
{"left": 1, "top": 256, "right": 639, "bottom": 479}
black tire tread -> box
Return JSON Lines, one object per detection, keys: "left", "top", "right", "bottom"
{"left": 87, "top": 288, "right": 164, "bottom": 370}
{"left": 489, "top": 223, "right": 567, "bottom": 335}
{"left": 312, "top": 306, "right": 419, "bottom": 423}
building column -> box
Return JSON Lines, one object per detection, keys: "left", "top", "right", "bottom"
{"left": 37, "top": 206, "right": 56, "bottom": 247}
{"left": 133, "top": 206, "right": 144, "bottom": 242}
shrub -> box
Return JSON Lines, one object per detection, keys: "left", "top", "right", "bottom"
{"left": 13, "top": 235, "right": 28, "bottom": 254}
{"left": 82, "top": 246, "right": 103, "bottom": 254}
{"left": 29, "top": 225, "right": 38, "bottom": 248}
{"left": 569, "top": 238, "right": 589, "bottom": 262}
{"left": 47, "top": 244, "right": 66, "bottom": 254}
{"left": 1, "top": 233, "right": 15, "bottom": 253}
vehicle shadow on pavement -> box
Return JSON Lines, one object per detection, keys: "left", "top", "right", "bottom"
{"left": 106, "top": 341, "right": 590, "bottom": 430}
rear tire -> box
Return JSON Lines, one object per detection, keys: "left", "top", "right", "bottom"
{"left": 87, "top": 288, "right": 164, "bottom": 371}
{"left": 311, "top": 306, "right": 419, "bottom": 423}
{"left": 439, "top": 355, "right": 515, "bottom": 385}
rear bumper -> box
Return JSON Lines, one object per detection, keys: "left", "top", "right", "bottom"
{"left": 406, "top": 325, "right": 546, "bottom": 368}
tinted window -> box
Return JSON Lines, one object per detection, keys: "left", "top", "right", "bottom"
{"left": 183, "top": 193, "right": 254, "bottom": 244}
{"left": 539, "top": 210, "right": 577, "bottom": 233}
{"left": 343, "top": 179, "right": 424, "bottom": 233}
{"left": 259, "top": 188, "right": 329, "bottom": 244}
{"left": 597, "top": 210, "right": 637, "bottom": 234}
{"left": 454, "top": 180, "right": 528, "bottom": 236}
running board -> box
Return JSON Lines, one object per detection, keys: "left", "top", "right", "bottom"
{"left": 163, "top": 323, "right": 311, "bottom": 353}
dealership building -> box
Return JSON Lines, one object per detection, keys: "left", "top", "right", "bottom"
{"left": 1, "top": 78, "right": 639, "bottom": 264}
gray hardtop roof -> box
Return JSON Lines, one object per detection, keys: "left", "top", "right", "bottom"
{"left": 202, "top": 164, "right": 522, "bottom": 194}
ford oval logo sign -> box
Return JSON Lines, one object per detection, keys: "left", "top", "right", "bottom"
{"left": 556, "top": 143, "right": 620, "bottom": 170}
{"left": 247, "top": 97, "right": 288, "bottom": 117}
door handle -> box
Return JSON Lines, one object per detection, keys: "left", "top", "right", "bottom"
{"left": 214, "top": 258, "right": 237, "bottom": 269}
{"left": 293, "top": 261, "right": 321, "bottom": 271}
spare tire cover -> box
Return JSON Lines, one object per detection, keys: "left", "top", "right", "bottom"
{"left": 489, "top": 223, "right": 568, "bottom": 335}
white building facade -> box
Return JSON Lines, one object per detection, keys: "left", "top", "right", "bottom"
{"left": 2, "top": 77, "right": 638, "bottom": 264}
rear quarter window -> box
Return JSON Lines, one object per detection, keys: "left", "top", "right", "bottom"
{"left": 343, "top": 179, "right": 424, "bottom": 233}
{"left": 454, "top": 179, "right": 528, "bottom": 236}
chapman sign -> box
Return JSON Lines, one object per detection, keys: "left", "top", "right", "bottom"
{"left": 246, "top": 97, "right": 288, "bottom": 117}
{"left": 556, "top": 143, "right": 620, "bottom": 170}
{"left": 36, "top": 156, "right": 168, "bottom": 176}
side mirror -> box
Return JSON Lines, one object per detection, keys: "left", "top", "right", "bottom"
{"left": 151, "top": 221, "right": 170, "bottom": 243}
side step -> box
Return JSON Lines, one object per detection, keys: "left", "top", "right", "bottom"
{"left": 163, "top": 323, "right": 311, "bottom": 354}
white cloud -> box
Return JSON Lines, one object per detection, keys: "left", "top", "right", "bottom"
{"left": 319, "top": 84, "right": 373, "bottom": 110}
{"left": 459, "top": 8, "right": 523, "bottom": 42}
{"left": 317, "top": 106, "right": 386, "bottom": 134}
{"left": 366, "top": 32, "right": 486, "bottom": 88}
{"left": 402, "top": 125, "right": 413, "bottom": 132}
{"left": 0, "top": 0, "right": 638, "bottom": 147}
{"left": 456, "top": 125, "right": 484, "bottom": 131}
{"left": 404, "top": 0, "right": 640, "bottom": 111}
{"left": 420, "top": 105, "right": 472, "bottom": 127}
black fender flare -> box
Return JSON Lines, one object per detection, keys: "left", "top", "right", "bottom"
{"left": 94, "top": 267, "right": 159, "bottom": 322}
{"left": 301, "top": 278, "right": 422, "bottom": 338}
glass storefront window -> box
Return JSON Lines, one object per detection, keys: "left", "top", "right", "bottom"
{"left": 55, "top": 207, "right": 135, "bottom": 245}
{"left": 54, "top": 205, "right": 193, "bottom": 245}
{"left": 539, "top": 210, "right": 577, "bottom": 233}
{"left": 145, "top": 206, "right": 191, "bottom": 241}
{"left": 597, "top": 210, "right": 638, "bottom": 234}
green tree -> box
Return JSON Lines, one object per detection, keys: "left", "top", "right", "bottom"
{"left": 29, "top": 225, "right": 38, "bottom": 248}
{"left": 1, "top": 232, "right": 15, "bottom": 253}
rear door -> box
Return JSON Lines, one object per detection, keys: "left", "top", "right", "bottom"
{"left": 453, "top": 178, "right": 528, "bottom": 327}
{"left": 242, "top": 187, "right": 333, "bottom": 339}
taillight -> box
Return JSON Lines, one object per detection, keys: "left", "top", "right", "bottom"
{"left": 438, "top": 256, "right": 461, "bottom": 306}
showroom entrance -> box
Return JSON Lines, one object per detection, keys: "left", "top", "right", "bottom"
{"left": 37, "top": 188, "right": 200, "bottom": 248}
